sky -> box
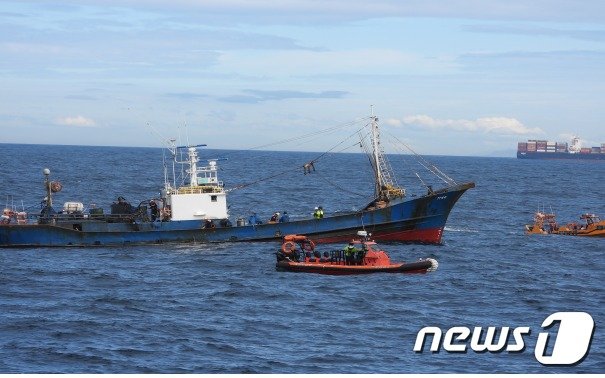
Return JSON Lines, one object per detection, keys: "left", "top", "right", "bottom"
{"left": 1, "top": 0, "right": 605, "bottom": 156}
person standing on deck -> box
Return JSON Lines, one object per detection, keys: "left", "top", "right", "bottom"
{"left": 313, "top": 206, "right": 324, "bottom": 219}
{"left": 344, "top": 241, "right": 358, "bottom": 265}
{"left": 248, "top": 212, "right": 262, "bottom": 225}
{"left": 279, "top": 211, "right": 290, "bottom": 223}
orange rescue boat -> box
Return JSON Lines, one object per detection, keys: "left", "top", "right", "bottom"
{"left": 556, "top": 214, "right": 605, "bottom": 237}
{"left": 525, "top": 212, "right": 605, "bottom": 237}
{"left": 275, "top": 232, "right": 438, "bottom": 275}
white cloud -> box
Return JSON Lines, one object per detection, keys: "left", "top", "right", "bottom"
{"left": 55, "top": 115, "right": 96, "bottom": 127}
{"left": 387, "top": 114, "right": 543, "bottom": 135}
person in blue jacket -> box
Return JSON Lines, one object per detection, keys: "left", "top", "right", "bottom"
{"left": 248, "top": 212, "right": 262, "bottom": 225}
{"left": 279, "top": 211, "right": 290, "bottom": 223}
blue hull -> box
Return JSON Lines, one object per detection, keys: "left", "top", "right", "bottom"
{"left": 0, "top": 183, "right": 474, "bottom": 247}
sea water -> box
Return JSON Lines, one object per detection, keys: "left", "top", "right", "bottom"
{"left": 0, "top": 144, "right": 603, "bottom": 373}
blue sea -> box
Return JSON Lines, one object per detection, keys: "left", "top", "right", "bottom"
{"left": 0, "top": 143, "right": 603, "bottom": 373}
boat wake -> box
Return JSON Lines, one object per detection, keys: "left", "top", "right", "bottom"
{"left": 444, "top": 227, "right": 479, "bottom": 233}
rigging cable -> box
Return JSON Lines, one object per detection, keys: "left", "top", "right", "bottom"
{"left": 313, "top": 170, "right": 369, "bottom": 198}
{"left": 388, "top": 140, "right": 450, "bottom": 186}
{"left": 243, "top": 116, "right": 371, "bottom": 152}
{"left": 226, "top": 122, "right": 370, "bottom": 193}
{"left": 311, "top": 140, "right": 371, "bottom": 198}
{"left": 385, "top": 131, "right": 457, "bottom": 185}
{"left": 388, "top": 141, "right": 430, "bottom": 190}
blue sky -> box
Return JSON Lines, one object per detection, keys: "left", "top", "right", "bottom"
{"left": 2, "top": 0, "right": 605, "bottom": 155}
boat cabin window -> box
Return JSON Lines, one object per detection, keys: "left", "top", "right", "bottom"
{"left": 197, "top": 170, "right": 217, "bottom": 185}
{"left": 211, "top": 195, "right": 217, "bottom": 202}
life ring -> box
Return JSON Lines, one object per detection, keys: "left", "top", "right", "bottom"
{"left": 300, "top": 239, "right": 315, "bottom": 252}
{"left": 281, "top": 241, "right": 297, "bottom": 254}
{"left": 283, "top": 234, "right": 307, "bottom": 242}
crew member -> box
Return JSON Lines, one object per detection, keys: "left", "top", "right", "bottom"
{"left": 248, "top": 212, "right": 262, "bottom": 225}
{"left": 344, "top": 240, "right": 358, "bottom": 265}
{"left": 149, "top": 200, "right": 159, "bottom": 221}
{"left": 269, "top": 212, "right": 280, "bottom": 223}
{"left": 279, "top": 211, "right": 290, "bottom": 223}
{"left": 313, "top": 206, "right": 324, "bottom": 219}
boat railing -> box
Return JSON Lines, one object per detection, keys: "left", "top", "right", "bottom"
{"left": 303, "top": 249, "right": 367, "bottom": 265}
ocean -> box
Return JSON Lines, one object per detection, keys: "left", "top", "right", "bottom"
{"left": 0, "top": 143, "right": 603, "bottom": 373}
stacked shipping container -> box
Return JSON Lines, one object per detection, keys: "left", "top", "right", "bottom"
{"left": 556, "top": 142, "right": 567, "bottom": 152}
{"left": 547, "top": 141, "right": 556, "bottom": 153}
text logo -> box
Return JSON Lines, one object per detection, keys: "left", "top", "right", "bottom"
{"left": 414, "top": 312, "right": 594, "bottom": 366}
{"left": 534, "top": 312, "right": 594, "bottom": 365}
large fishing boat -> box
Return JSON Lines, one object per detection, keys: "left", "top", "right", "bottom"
{"left": 0, "top": 112, "right": 474, "bottom": 247}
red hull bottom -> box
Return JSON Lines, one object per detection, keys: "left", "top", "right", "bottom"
{"left": 313, "top": 228, "right": 443, "bottom": 244}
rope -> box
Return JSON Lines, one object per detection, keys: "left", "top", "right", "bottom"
{"left": 305, "top": 123, "right": 369, "bottom": 165}
{"left": 223, "top": 117, "right": 371, "bottom": 155}
{"left": 386, "top": 132, "right": 457, "bottom": 186}
{"left": 313, "top": 170, "right": 369, "bottom": 198}
{"left": 392, "top": 141, "right": 451, "bottom": 186}
{"left": 226, "top": 166, "right": 298, "bottom": 192}
{"left": 226, "top": 122, "right": 370, "bottom": 193}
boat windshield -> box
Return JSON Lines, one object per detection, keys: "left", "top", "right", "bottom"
{"left": 364, "top": 242, "right": 379, "bottom": 251}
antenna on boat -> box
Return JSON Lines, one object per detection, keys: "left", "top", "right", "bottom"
{"left": 43, "top": 168, "right": 52, "bottom": 208}
{"left": 184, "top": 120, "right": 190, "bottom": 148}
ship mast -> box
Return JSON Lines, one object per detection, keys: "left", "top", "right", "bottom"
{"left": 367, "top": 106, "right": 405, "bottom": 200}
{"left": 186, "top": 147, "right": 199, "bottom": 187}
{"left": 370, "top": 106, "right": 383, "bottom": 198}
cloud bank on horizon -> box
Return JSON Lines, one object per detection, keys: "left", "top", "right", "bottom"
{"left": 387, "top": 115, "right": 543, "bottom": 135}
{"left": 1, "top": 0, "right": 604, "bottom": 156}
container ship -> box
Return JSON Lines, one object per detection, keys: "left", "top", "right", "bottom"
{"left": 517, "top": 136, "right": 605, "bottom": 160}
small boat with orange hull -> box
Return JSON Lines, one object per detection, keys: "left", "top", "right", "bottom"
{"left": 525, "top": 212, "right": 605, "bottom": 237}
{"left": 556, "top": 214, "right": 605, "bottom": 237}
{"left": 525, "top": 212, "right": 558, "bottom": 235}
{"left": 275, "top": 232, "right": 438, "bottom": 275}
